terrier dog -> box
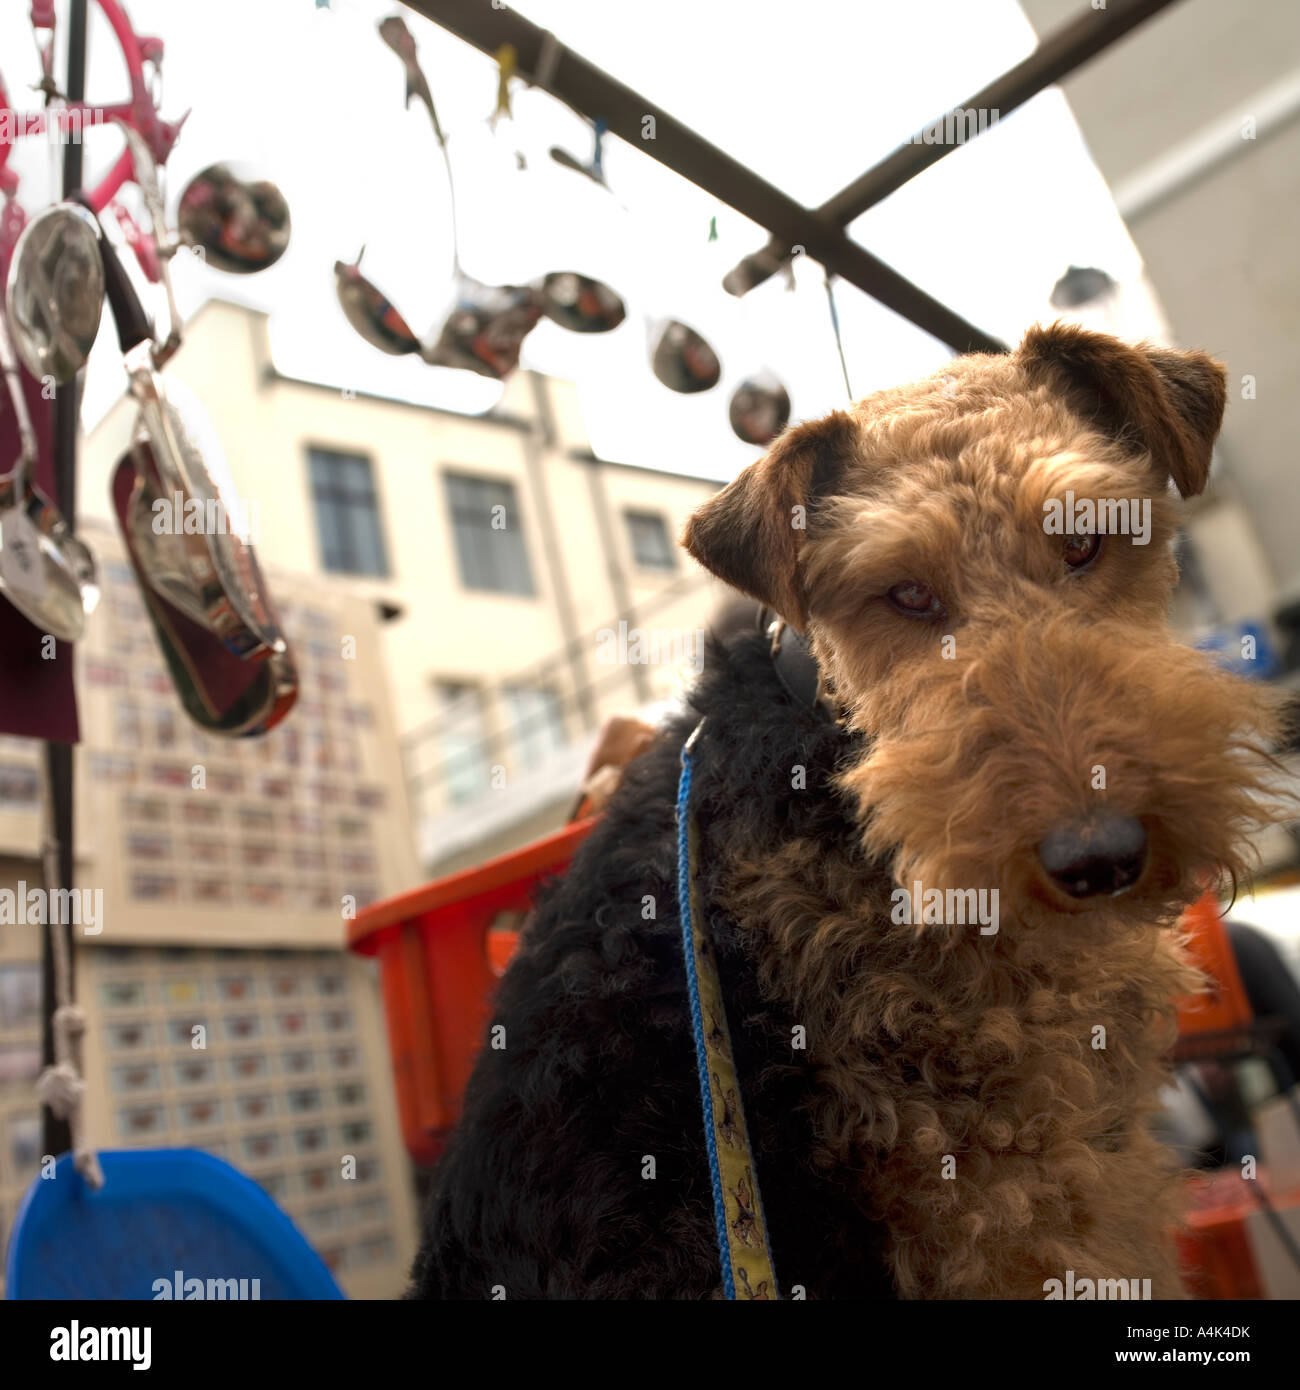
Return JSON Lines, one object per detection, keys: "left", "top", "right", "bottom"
{"left": 409, "top": 324, "right": 1281, "bottom": 1300}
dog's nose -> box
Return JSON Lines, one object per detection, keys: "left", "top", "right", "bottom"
{"left": 1036, "top": 813, "right": 1147, "bottom": 899}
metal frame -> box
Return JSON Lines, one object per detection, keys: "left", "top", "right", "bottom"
{"left": 406, "top": 0, "right": 1183, "bottom": 355}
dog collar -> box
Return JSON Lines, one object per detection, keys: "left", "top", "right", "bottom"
{"left": 759, "top": 606, "right": 838, "bottom": 721}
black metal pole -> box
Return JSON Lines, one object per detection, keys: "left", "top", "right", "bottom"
{"left": 723, "top": 0, "right": 1186, "bottom": 294}
{"left": 404, "top": 0, "right": 1004, "bottom": 355}
{"left": 41, "top": 0, "right": 88, "bottom": 1159}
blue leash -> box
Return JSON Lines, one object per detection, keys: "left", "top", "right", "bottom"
{"left": 676, "top": 717, "right": 780, "bottom": 1300}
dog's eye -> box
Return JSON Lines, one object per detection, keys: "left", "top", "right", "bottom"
{"left": 888, "top": 582, "right": 945, "bottom": 618}
{"left": 1063, "top": 533, "right": 1103, "bottom": 569}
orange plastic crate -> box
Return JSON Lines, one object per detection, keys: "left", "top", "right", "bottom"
{"left": 355, "top": 858, "right": 1251, "bottom": 1172}
{"left": 348, "top": 818, "right": 597, "bottom": 1165}
{"left": 1178, "top": 1205, "right": 1263, "bottom": 1299}
{"left": 1175, "top": 890, "right": 1254, "bottom": 1039}
{"left": 1178, "top": 1170, "right": 1268, "bottom": 1300}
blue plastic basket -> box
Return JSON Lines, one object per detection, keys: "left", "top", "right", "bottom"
{"left": 5, "top": 1148, "right": 346, "bottom": 1300}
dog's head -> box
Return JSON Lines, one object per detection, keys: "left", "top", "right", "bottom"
{"left": 683, "top": 324, "right": 1283, "bottom": 931}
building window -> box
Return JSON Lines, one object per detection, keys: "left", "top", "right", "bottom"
{"left": 502, "top": 684, "right": 567, "bottom": 771}
{"left": 624, "top": 510, "right": 676, "bottom": 571}
{"left": 435, "top": 682, "right": 490, "bottom": 806}
{"left": 443, "top": 472, "right": 535, "bottom": 596}
{"left": 308, "top": 449, "right": 388, "bottom": 577}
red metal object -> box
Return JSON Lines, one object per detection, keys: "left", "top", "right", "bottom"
{"left": 348, "top": 818, "right": 598, "bottom": 1165}
{"left": 0, "top": 0, "right": 183, "bottom": 217}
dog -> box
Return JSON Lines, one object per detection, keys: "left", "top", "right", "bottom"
{"left": 409, "top": 323, "right": 1282, "bottom": 1300}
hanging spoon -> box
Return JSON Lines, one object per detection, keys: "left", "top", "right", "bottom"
{"left": 176, "top": 162, "right": 291, "bottom": 275}
{"left": 0, "top": 304, "right": 99, "bottom": 641}
{"left": 363, "top": 14, "right": 544, "bottom": 379}
{"left": 3, "top": 201, "right": 105, "bottom": 383}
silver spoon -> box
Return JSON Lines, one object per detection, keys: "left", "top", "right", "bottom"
{"left": 0, "top": 306, "right": 99, "bottom": 641}
{"left": 4, "top": 201, "right": 105, "bottom": 384}
{"left": 176, "top": 162, "right": 291, "bottom": 275}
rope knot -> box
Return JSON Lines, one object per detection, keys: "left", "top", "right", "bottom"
{"left": 52, "top": 1003, "right": 87, "bottom": 1039}
{"left": 35, "top": 1062, "right": 84, "bottom": 1118}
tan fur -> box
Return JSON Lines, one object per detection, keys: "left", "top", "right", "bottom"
{"left": 683, "top": 325, "right": 1288, "bottom": 1299}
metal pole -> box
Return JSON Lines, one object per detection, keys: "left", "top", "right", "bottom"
{"left": 41, "top": 0, "right": 87, "bottom": 1158}
{"left": 724, "top": 0, "right": 1186, "bottom": 294}
{"left": 404, "top": 0, "right": 1004, "bottom": 355}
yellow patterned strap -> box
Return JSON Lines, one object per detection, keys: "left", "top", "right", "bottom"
{"left": 678, "top": 722, "right": 780, "bottom": 1300}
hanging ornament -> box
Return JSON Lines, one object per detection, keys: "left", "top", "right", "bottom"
{"left": 333, "top": 248, "right": 421, "bottom": 356}
{"left": 650, "top": 320, "right": 720, "bottom": 394}
{"left": 728, "top": 371, "right": 791, "bottom": 446}
{"left": 176, "top": 163, "right": 292, "bottom": 274}
{"left": 716, "top": 224, "right": 795, "bottom": 444}
{"left": 337, "top": 16, "right": 546, "bottom": 382}
{"left": 642, "top": 212, "right": 734, "bottom": 396}
{"left": 532, "top": 271, "right": 625, "bottom": 334}
{"left": 378, "top": 14, "right": 445, "bottom": 142}
{"left": 5, "top": 202, "right": 105, "bottom": 382}
{"left": 550, "top": 117, "right": 608, "bottom": 188}
{"left": 422, "top": 276, "right": 542, "bottom": 380}
{"left": 491, "top": 44, "right": 517, "bottom": 129}
{"left": 1050, "top": 265, "right": 1116, "bottom": 309}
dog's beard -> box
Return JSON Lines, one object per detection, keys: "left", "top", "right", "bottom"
{"left": 833, "top": 623, "right": 1287, "bottom": 945}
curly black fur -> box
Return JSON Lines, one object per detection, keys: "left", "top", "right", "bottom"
{"left": 408, "top": 616, "right": 897, "bottom": 1299}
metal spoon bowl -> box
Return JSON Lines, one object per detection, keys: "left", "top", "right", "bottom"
{"left": 728, "top": 372, "right": 791, "bottom": 446}
{"left": 651, "top": 319, "right": 721, "bottom": 394}
{"left": 4, "top": 202, "right": 105, "bottom": 384}
{"left": 123, "top": 377, "right": 285, "bottom": 661}
{"left": 334, "top": 255, "right": 421, "bottom": 356}
{"left": 112, "top": 454, "right": 297, "bottom": 736}
{"left": 178, "top": 163, "right": 292, "bottom": 275}
{"left": 533, "top": 271, "right": 626, "bottom": 334}
{"left": 0, "top": 309, "right": 99, "bottom": 642}
{"left": 421, "top": 274, "right": 543, "bottom": 380}
{"left": 0, "top": 469, "right": 98, "bottom": 642}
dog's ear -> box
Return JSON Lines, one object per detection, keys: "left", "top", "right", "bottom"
{"left": 682, "top": 411, "right": 858, "bottom": 630}
{"left": 1019, "top": 322, "right": 1225, "bottom": 498}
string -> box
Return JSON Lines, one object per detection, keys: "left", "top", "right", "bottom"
{"left": 824, "top": 271, "right": 853, "bottom": 402}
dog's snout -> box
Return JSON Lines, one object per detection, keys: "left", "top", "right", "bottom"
{"left": 1036, "top": 813, "right": 1148, "bottom": 900}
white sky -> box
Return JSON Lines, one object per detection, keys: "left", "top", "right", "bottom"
{"left": 0, "top": 0, "right": 1155, "bottom": 482}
